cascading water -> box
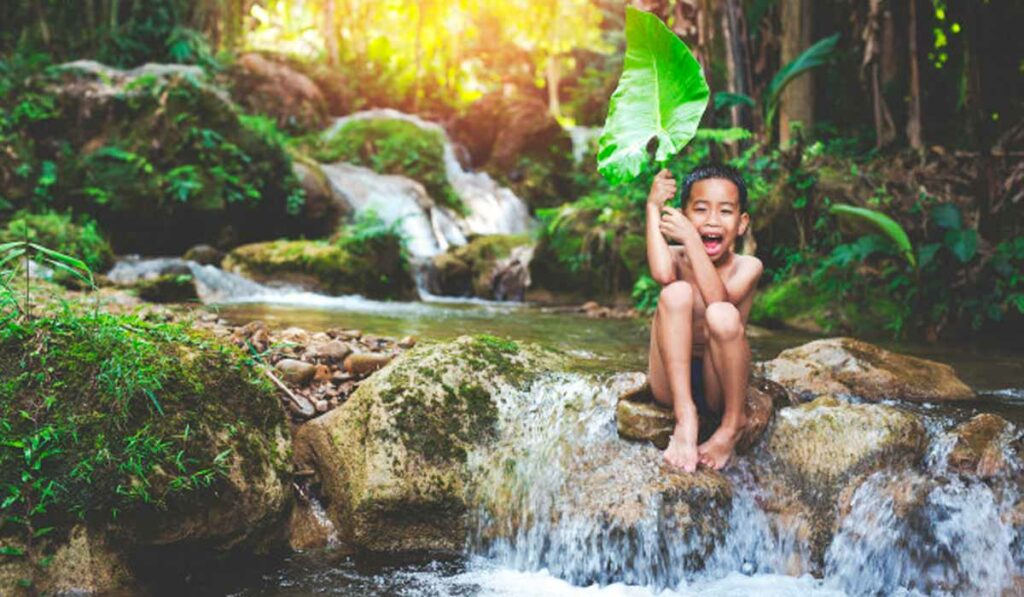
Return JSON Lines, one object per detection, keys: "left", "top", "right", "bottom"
{"left": 464, "top": 371, "right": 1024, "bottom": 595}
{"left": 325, "top": 108, "right": 534, "bottom": 242}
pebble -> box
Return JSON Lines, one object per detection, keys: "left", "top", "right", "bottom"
{"left": 313, "top": 364, "right": 332, "bottom": 383}
{"left": 314, "top": 340, "right": 351, "bottom": 362}
{"left": 315, "top": 399, "right": 329, "bottom": 413}
{"left": 275, "top": 359, "right": 316, "bottom": 386}
{"left": 398, "top": 335, "right": 417, "bottom": 349}
{"left": 344, "top": 352, "right": 394, "bottom": 376}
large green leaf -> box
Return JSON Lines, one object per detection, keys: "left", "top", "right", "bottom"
{"left": 830, "top": 203, "right": 916, "bottom": 268}
{"left": 765, "top": 33, "right": 839, "bottom": 129}
{"left": 597, "top": 7, "right": 709, "bottom": 185}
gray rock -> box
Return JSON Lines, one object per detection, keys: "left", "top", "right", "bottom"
{"left": 275, "top": 358, "right": 316, "bottom": 386}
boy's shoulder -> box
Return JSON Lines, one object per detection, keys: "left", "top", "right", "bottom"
{"left": 731, "top": 253, "right": 763, "bottom": 276}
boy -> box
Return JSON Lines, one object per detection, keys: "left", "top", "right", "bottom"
{"left": 645, "top": 164, "right": 762, "bottom": 472}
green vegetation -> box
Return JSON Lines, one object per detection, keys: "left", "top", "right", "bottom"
{"left": 0, "top": 211, "right": 114, "bottom": 275}
{"left": 224, "top": 211, "right": 414, "bottom": 300}
{"left": 0, "top": 308, "right": 284, "bottom": 588}
{"left": 0, "top": 55, "right": 308, "bottom": 253}
{"left": 313, "top": 118, "right": 464, "bottom": 214}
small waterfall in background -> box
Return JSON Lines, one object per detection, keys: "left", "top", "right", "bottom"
{"left": 568, "top": 126, "right": 601, "bottom": 164}
{"left": 319, "top": 162, "right": 466, "bottom": 259}
{"left": 325, "top": 109, "right": 534, "bottom": 242}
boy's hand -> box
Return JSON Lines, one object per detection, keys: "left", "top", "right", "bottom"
{"left": 659, "top": 206, "right": 698, "bottom": 245}
{"left": 647, "top": 169, "right": 677, "bottom": 207}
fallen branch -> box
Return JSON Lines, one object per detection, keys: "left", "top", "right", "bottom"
{"left": 263, "top": 366, "right": 315, "bottom": 417}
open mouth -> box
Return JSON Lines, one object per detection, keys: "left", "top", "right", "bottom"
{"left": 701, "top": 232, "right": 724, "bottom": 255}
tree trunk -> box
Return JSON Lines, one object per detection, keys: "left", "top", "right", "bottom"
{"left": 324, "top": 0, "right": 339, "bottom": 67}
{"left": 33, "top": 0, "right": 50, "bottom": 45}
{"left": 547, "top": 55, "right": 562, "bottom": 118}
{"left": 720, "top": 0, "right": 752, "bottom": 130}
{"left": 779, "top": 0, "right": 813, "bottom": 147}
{"left": 864, "top": 0, "right": 896, "bottom": 148}
{"left": 413, "top": 1, "right": 423, "bottom": 111}
{"left": 906, "top": 0, "right": 924, "bottom": 150}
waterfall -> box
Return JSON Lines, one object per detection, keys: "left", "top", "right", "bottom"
{"left": 325, "top": 109, "right": 534, "bottom": 241}
{"left": 319, "top": 162, "right": 466, "bottom": 260}
{"left": 465, "top": 371, "right": 1024, "bottom": 593}
{"left": 568, "top": 126, "right": 601, "bottom": 164}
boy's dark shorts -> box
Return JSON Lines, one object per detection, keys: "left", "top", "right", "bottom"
{"left": 690, "top": 359, "right": 721, "bottom": 418}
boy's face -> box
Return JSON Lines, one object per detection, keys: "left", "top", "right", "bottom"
{"left": 682, "top": 178, "right": 749, "bottom": 263}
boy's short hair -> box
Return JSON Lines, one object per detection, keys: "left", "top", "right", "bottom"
{"left": 679, "top": 164, "right": 748, "bottom": 213}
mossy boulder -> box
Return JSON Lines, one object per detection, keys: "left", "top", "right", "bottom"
{"left": 227, "top": 52, "right": 328, "bottom": 134}
{"left": 134, "top": 273, "right": 199, "bottom": 303}
{"left": 292, "top": 335, "right": 554, "bottom": 552}
{"left": 428, "top": 234, "right": 533, "bottom": 300}
{"left": 0, "top": 313, "right": 291, "bottom": 593}
{"left": 315, "top": 117, "right": 464, "bottom": 214}
{"left": 3, "top": 60, "right": 316, "bottom": 254}
{"left": 223, "top": 234, "right": 414, "bottom": 300}
{"left": 451, "top": 92, "right": 574, "bottom": 211}
{"left": 0, "top": 211, "right": 114, "bottom": 276}
{"left": 530, "top": 203, "right": 645, "bottom": 301}
{"left": 749, "top": 275, "right": 828, "bottom": 333}
{"left": 757, "top": 396, "right": 927, "bottom": 566}
{"left": 756, "top": 337, "right": 976, "bottom": 403}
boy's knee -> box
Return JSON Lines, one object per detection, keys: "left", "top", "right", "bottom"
{"left": 658, "top": 281, "right": 694, "bottom": 312}
{"left": 706, "top": 302, "right": 743, "bottom": 340}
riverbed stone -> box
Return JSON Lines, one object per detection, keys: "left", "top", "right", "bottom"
{"left": 293, "top": 335, "right": 556, "bottom": 552}
{"left": 764, "top": 395, "right": 927, "bottom": 490}
{"left": 947, "top": 413, "right": 1016, "bottom": 478}
{"left": 275, "top": 358, "right": 317, "bottom": 386}
{"left": 756, "top": 337, "right": 975, "bottom": 403}
{"left": 343, "top": 352, "right": 394, "bottom": 376}
{"left": 428, "top": 234, "right": 533, "bottom": 300}
{"left": 311, "top": 339, "right": 351, "bottom": 363}
{"left": 134, "top": 273, "right": 199, "bottom": 303}
{"left": 615, "top": 374, "right": 778, "bottom": 451}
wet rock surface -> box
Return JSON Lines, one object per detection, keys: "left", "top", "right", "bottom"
{"left": 757, "top": 337, "right": 976, "bottom": 403}
{"left": 614, "top": 374, "right": 779, "bottom": 451}
{"left": 292, "top": 336, "right": 554, "bottom": 552}
{"left": 947, "top": 413, "right": 1017, "bottom": 478}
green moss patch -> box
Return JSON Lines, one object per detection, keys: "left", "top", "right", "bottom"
{"left": 0, "top": 211, "right": 114, "bottom": 274}
{"left": 224, "top": 228, "right": 414, "bottom": 300}
{"left": 0, "top": 312, "right": 286, "bottom": 576}
{"left": 314, "top": 118, "right": 464, "bottom": 214}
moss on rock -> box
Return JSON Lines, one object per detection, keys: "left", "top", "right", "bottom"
{"left": 134, "top": 273, "right": 199, "bottom": 303}
{"left": 293, "top": 335, "right": 557, "bottom": 552}
{"left": 0, "top": 312, "right": 291, "bottom": 592}
{"left": 429, "top": 234, "right": 531, "bottom": 299}
{"left": 315, "top": 118, "right": 464, "bottom": 214}
{"left": 3, "top": 61, "right": 314, "bottom": 254}
{"left": 223, "top": 230, "right": 414, "bottom": 300}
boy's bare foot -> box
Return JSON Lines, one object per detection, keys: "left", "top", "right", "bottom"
{"left": 663, "top": 433, "right": 699, "bottom": 472}
{"left": 697, "top": 425, "right": 744, "bottom": 470}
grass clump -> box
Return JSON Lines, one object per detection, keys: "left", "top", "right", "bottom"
{"left": 314, "top": 118, "right": 465, "bottom": 214}
{"left": 0, "top": 309, "right": 285, "bottom": 587}
{"left": 0, "top": 211, "right": 114, "bottom": 275}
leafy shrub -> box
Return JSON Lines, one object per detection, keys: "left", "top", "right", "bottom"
{"left": 1, "top": 65, "right": 309, "bottom": 253}
{"left": 314, "top": 118, "right": 464, "bottom": 214}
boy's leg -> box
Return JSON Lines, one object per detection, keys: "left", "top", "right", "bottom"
{"left": 697, "top": 302, "right": 750, "bottom": 470}
{"left": 648, "top": 281, "right": 700, "bottom": 472}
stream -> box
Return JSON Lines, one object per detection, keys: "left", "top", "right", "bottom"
{"left": 156, "top": 285, "right": 1023, "bottom": 597}
{"left": 114, "top": 110, "right": 1024, "bottom": 596}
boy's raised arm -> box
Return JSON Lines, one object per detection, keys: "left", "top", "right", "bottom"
{"left": 646, "top": 169, "right": 678, "bottom": 285}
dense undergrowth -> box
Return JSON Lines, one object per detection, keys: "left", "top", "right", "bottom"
{"left": 0, "top": 52, "right": 308, "bottom": 254}
{"left": 0, "top": 304, "right": 284, "bottom": 588}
